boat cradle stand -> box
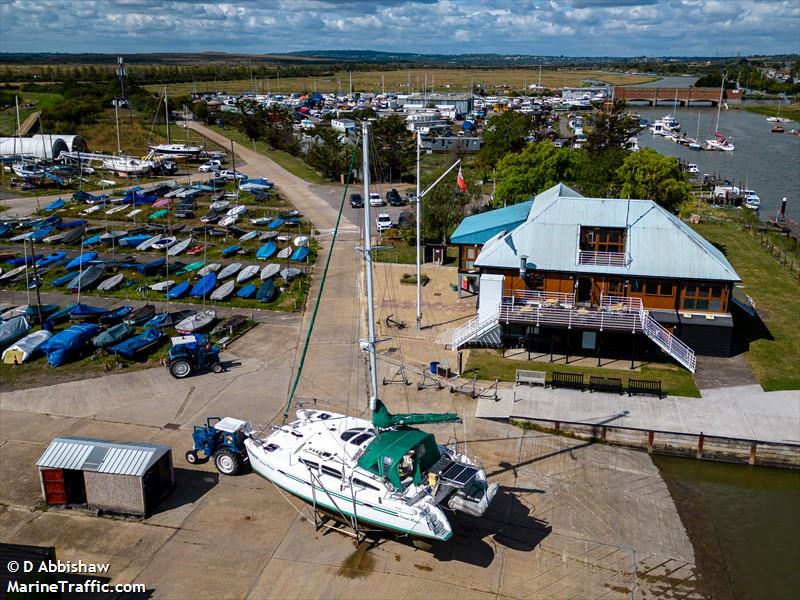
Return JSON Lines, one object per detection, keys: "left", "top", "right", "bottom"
{"left": 308, "top": 466, "right": 367, "bottom": 544}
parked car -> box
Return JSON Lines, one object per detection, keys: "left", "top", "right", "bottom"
{"left": 404, "top": 191, "right": 416, "bottom": 204}
{"left": 368, "top": 192, "right": 384, "bottom": 207}
{"left": 376, "top": 213, "right": 393, "bottom": 232}
{"left": 398, "top": 211, "right": 414, "bottom": 229}
{"left": 350, "top": 193, "right": 364, "bottom": 208}
{"left": 198, "top": 160, "right": 222, "bottom": 173}
{"left": 217, "top": 170, "right": 246, "bottom": 181}
{"left": 387, "top": 188, "right": 404, "bottom": 206}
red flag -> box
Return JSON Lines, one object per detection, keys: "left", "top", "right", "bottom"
{"left": 456, "top": 166, "right": 467, "bottom": 193}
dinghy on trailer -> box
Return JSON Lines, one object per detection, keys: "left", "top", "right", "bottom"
{"left": 150, "top": 279, "right": 175, "bottom": 292}
{"left": 2, "top": 329, "right": 52, "bottom": 364}
{"left": 168, "top": 237, "right": 193, "bottom": 256}
{"left": 197, "top": 263, "right": 221, "bottom": 277}
{"left": 175, "top": 309, "right": 216, "bottom": 333}
{"left": 218, "top": 262, "right": 242, "bottom": 279}
{"left": 190, "top": 273, "right": 217, "bottom": 298}
{"left": 210, "top": 280, "right": 235, "bottom": 301}
{"left": 260, "top": 263, "right": 280, "bottom": 280}
{"left": 97, "top": 272, "right": 124, "bottom": 291}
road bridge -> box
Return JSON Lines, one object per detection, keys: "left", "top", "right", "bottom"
{"left": 614, "top": 86, "right": 743, "bottom": 106}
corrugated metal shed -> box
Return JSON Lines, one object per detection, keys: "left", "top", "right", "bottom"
{"left": 36, "top": 437, "right": 170, "bottom": 477}
{"left": 450, "top": 200, "right": 533, "bottom": 245}
{"left": 474, "top": 184, "right": 740, "bottom": 282}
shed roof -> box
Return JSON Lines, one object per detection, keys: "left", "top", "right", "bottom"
{"left": 37, "top": 437, "right": 170, "bottom": 477}
{"left": 474, "top": 184, "right": 740, "bottom": 282}
{"left": 449, "top": 200, "right": 533, "bottom": 246}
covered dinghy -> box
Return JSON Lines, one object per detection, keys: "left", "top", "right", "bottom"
{"left": 93, "top": 322, "right": 133, "bottom": 349}
{"left": 110, "top": 327, "right": 164, "bottom": 359}
{"left": 0, "top": 315, "right": 32, "bottom": 350}
{"left": 2, "top": 329, "right": 53, "bottom": 364}
{"left": 40, "top": 322, "right": 101, "bottom": 367}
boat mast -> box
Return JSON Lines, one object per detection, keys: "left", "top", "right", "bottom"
{"left": 362, "top": 121, "right": 379, "bottom": 410}
{"left": 714, "top": 73, "right": 725, "bottom": 133}
{"left": 164, "top": 87, "right": 171, "bottom": 145}
{"left": 415, "top": 132, "right": 422, "bottom": 330}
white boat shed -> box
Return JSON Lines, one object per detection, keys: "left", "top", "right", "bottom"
{"left": 0, "top": 133, "right": 88, "bottom": 159}
{"left": 36, "top": 437, "right": 173, "bottom": 517}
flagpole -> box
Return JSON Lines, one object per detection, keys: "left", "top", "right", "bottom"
{"left": 415, "top": 131, "right": 422, "bottom": 331}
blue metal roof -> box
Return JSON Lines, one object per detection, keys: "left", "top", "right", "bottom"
{"left": 449, "top": 200, "right": 533, "bottom": 245}
{"left": 475, "top": 184, "right": 740, "bottom": 282}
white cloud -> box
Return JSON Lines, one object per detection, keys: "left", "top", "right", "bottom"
{"left": 0, "top": 0, "right": 796, "bottom": 55}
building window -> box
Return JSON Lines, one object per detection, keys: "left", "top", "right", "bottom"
{"left": 606, "top": 278, "right": 625, "bottom": 295}
{"left": 580, "top": 227, "right": 626, "bottom": 253}
{"left": 644, "top": 279, "right": 675, "bottom": 296}
{"left": 631, "top": 279, "right": 643, "bottom": 293}
{"left": 463, "top": 246, "right": 478, "bottom": 271}
{"left": 682, "top": 284, "right": 724, "bottom": 311}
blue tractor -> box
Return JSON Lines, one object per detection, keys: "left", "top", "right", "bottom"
{"left": 185, "top": 416, "right": 251, "bottom": 475}
{"left": 166, "top": 333, "right": 223, "bottom": 379}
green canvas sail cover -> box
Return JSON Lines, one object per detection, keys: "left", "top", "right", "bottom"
{"left": 371, "top": 399, "right": 460, "bottom": 429}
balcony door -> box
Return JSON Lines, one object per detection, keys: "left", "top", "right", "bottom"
{"left": 577, "top": 277, "right": 594, "bottom": 305}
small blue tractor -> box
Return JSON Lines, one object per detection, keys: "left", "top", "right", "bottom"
{"left": 166, "top": 334, "right": 223, "bottom": 379}
{"left": 185, "top": 417, "right": 251, "bottom": 475}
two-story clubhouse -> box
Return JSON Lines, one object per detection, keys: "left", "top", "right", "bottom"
{"left": 450, "top": 184, "right": 742, "bottom": 372}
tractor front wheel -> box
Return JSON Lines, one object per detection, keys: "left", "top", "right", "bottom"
{"left": 214, "top": 448, "right": 241, "bottom": 475}
{"left": 169, "top": 359, "right": 192, "bottom": 379}
{"left": 211, "top": 362, "right": 224, "bottom": 374}
{"left": 185, "top": 450, "right": 199, "bottom": 464}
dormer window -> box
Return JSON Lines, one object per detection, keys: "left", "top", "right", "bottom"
{"left": 578, "top": 226, "right": 629, "bottom": 266}
{"left": 580, "top": 227, "right": 626, "bottom": 253}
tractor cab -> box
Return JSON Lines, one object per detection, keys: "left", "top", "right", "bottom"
{"left": 167, "top": 334, "right": 223, "bottom": 378}
{"left": 186, "top": 416, "right": 252, "bottom": 475}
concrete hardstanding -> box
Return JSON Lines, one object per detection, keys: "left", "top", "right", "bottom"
{"left": 0, "top": 127, "right": 712, "bottom": 599}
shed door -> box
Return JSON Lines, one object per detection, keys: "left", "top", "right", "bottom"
{"left": 42, "top": 469, "right": 67, "bottom": 505}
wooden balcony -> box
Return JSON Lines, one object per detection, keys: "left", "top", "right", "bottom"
{"left": 501, "top": 290, "right": 642, "bottom": 332}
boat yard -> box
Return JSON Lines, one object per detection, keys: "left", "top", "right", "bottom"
{"left": 1, "top": 126, "right": 721, "bottom": 598}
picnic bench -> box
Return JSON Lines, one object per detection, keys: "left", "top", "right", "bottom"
{"left": 548, "top": 371, "right": 585, "bottom": 391}
{"left": 588, "top": 376, "right": 624, "bottom": 395}
{"left": 515, "top": 369, "right": 546, "bottom": 387}
{"left": 628, "top": 379, "right": 664, "bottom": 398}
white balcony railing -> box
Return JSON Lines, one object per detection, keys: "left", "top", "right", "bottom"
{"left": 577, "top": 250, "right": 631, "bottom": 267}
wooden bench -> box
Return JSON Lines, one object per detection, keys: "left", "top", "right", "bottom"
{"left": 588, "top": 376, "right": 624, "bottom": 395}
{"left": 515, "top": 369, "right": 546, "bottom": 387}
{"left": 548, "top": 371, "right": 585, "bottom": 391}
{"left": 628, "top": 379, "right": 664, "bottom": 398}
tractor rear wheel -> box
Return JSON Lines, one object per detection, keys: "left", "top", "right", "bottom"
{"left": 211, "top": 362, "right": 224, "bottom": 374}
{"left": 214, "top": 448, "right": 241, "bottom": 475}
{"left": 185, "top": 450, "right": 199, "bottom": 464}
{"left": 169, "top": 359, "right": 192, "bottom": 379}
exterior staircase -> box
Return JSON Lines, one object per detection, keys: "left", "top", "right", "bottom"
{"left": 451, "top": 306, "right": 502, "bottom": 350}
{"left": 450, "top": 294, "right": 696, "bottom": 373}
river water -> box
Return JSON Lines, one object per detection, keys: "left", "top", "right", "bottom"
{"left": 634, "top": 105, "right": 800, "bottom": 221}
{"left": 654, "top": 456, "right": 800, "bottom": 599}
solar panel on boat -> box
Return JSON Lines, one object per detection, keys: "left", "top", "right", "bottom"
{"left": 440, "top": 463, "right": 479, "bottom": 486}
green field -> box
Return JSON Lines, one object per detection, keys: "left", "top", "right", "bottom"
{"left": 464, "top": 349, "right": 700, "bottom": 397}
{"left": 691, "top": 222, "right": 800, "bottom": 391}
{"left": 744, "top": 103, "right": 800, "bottom": 122}
{"left": 0, "top": 91, "right": 64, "bottom": 136}
{"left": 147, "top": 69, "right": 658, "bottom": 96}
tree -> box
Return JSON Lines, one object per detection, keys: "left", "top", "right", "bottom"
{"left": 494, "top": 141, "right": 584, "bottom": 205}
{"left": 236, "top": 99, "right": 265, "bottom": 140}
{"left": 420, "top": 167, "right": 474, "bottom": 244}
{"left": 616, "top": 148, "right": 689, "bottom": 212}
{"left": 585, "top": 99, "right": 641, "bottom": 156}
{"left": 371, "top": 114, "right": 414, "bottom": 181}
{"left": 305, "top": 126, "right": 353, "bottom": 181}
{"left": 476, "top": 110, "right": 533, "bottom": 168}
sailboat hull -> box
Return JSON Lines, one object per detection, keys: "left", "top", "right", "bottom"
{"left": 245, "top": 439, "right": 452, "bottom": 541}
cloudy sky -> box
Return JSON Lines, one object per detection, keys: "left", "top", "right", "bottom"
{"left": 1, "top": 0, "right": 798, "bottom": 57}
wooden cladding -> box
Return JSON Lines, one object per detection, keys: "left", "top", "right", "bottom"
{"left": 500, "top": 269, "right": 731, "bottom": 313}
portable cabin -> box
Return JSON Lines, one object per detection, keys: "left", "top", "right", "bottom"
{"left": 36, "top": 437, "right": 173, "bottom": 517}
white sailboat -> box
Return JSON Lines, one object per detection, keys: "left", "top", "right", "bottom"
{"left": 243, "top": 122, "right": 498, "bottom": 542}
{"left": 705, "top": 76, "right": 735, "bottom": 151}
{"left": 149, "top": 87, "right": 202, "bottom": 157}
